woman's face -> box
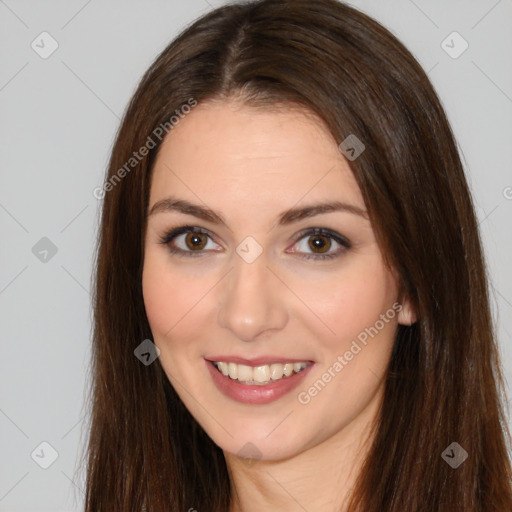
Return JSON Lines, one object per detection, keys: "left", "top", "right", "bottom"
{"left": 142, "top": 99, "right": 413, "bottom": 462}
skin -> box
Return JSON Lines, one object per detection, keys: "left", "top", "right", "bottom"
{"left": 142, "top": 98, "right": 415, "bottom": 512}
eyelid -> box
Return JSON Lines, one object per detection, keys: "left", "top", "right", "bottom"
{"left": 158, "top": 225, "right": 222, "bottom": 254}
{"left": 290, "top": 227, "right": 351, "bottom": 249}
{"left": 158, "top": 224, "right": 351, "bottom": 260}
{"left": 286, "top": 227, "right": 351, "bottom": 260}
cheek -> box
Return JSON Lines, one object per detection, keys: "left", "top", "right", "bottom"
{"left": 291, "top": 257, "right": 398, "bottom": 435}
{"left": 293, "top": 254, "right": 398, "bottom": 347}
{"left": 142, "top": 257, "right": 174, "bottom": 335}
{"left": 142, "top": 253, "right": 213, "bottom": 386}
{"left": 142, "top": 251, "right": 211, "bottom": 339}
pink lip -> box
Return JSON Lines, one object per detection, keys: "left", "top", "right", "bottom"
{"left": 205, "top": 358, "right": 314, "bottom": 405}
{"left": 205, "top": 355, "right": 314, "bottom": 366}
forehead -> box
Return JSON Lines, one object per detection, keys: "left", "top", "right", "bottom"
{"left": 149, "top": 100, "right": 365, "bottom": 214}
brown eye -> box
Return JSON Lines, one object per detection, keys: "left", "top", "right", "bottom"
{"left": 308, "top": 234, "right": 332, "bottom": 253}
{"left": 184, "top": 231, "right": 208, "bottom": 250}
{"left": 290, "top": 228, "right": 351, "bottom": 261}
{"left": 159, "top": 226, "right": 220, "bottom": 257}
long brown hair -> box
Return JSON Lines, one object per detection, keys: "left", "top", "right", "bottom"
{"left": 79, "top": 0, "right": 512, "bottom": 510}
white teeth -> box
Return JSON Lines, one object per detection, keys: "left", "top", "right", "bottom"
{"left": 269, "top": 363, "right": 284, "bottom": 380}
{"left": 283, "top": 363, "right": 294, "bottom": 377}
{"left": 228, "top": 362, "right": 238, "bottom": 379}
{"left": 213, "top": 361, "right": 309, "bottom": 384}
{"left": 237, "top": 364, "right": 253, "bottom": 381}
{"left": 253, "top": 365, "right": 270, "bottom": 383}
{"left": 219, "top": 361, "right": 229, "bottom": 376}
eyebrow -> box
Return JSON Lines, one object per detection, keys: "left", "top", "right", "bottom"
{"left": 148, "top": 196, "right": 368, "bottom": 225}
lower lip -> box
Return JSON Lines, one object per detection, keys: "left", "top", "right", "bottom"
{"left": 205, "top": 359, "right": 314, "bottom": 405}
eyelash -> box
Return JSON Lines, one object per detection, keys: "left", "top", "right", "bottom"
{"left": 158, "top": 225, "right": 351, "bottom": 261}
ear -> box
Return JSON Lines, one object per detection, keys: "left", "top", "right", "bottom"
{"left": 397, "top": 295, "right": 417, "bottom": 326}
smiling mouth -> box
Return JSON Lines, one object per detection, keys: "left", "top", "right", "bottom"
{"left": 211, "top": 360, "right": 312, "bottom": 385}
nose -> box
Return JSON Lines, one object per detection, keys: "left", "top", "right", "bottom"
{"left": 217, "top": 253, "right": 289, "bottom": 342}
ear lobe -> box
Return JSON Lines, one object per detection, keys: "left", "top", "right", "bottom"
{"left": 397, "top": 298, "right": 417, "bottom": 326}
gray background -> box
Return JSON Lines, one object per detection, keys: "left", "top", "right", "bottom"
{"left": 0, "top": 0, "right": 511, "bottom": 510}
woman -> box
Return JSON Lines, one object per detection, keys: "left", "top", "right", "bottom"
{"left": 81, "top": 0, "right": 512, "bottom": 510}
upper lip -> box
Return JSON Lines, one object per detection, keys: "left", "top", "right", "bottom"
{"left": 205, "top": 355, "right": 314, "bottom": 367}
